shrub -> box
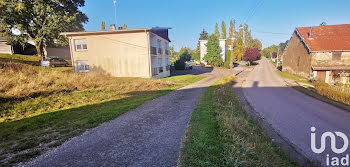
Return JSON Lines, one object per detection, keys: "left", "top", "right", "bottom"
{"left": 174, "top": 58, "right": 186, "bottom": 70}
{"left": 223, "top": 61, "right": 231, "bottom": 69}
{"left": 314, "top": 82, "right": 350, "bottom": 105}
{"left": 243, "top": 48, "right": 260, "bottom": 65}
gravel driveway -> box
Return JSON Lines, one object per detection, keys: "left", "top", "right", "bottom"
{"left": 23, "top": 68, "right": 242, "bottom": 167}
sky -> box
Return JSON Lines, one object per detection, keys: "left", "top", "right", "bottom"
{"left": 81, "top": 0, "right": 350, "bottom": 51}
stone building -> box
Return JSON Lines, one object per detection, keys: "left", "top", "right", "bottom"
{"left": 283, "top": 24, "right": 350, "bottom": 84}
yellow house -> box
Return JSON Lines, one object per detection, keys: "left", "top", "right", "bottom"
{"left": 61, "top": 27, "right": 171, "bottom": 78}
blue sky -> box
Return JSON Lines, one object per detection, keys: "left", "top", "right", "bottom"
{"left": 81, "top": 0, "right": 350, "bottom": 51}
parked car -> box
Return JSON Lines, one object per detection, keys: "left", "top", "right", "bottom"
{"left": 185, "top": 61, "right": 193, "bottom": 70}
{"left": 41, "top": 57, "right": 69, "bottom": 67}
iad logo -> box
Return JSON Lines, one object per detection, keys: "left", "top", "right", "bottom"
{"left": 311, "top": 127, "right": 349, "bottom": 154}
{"left": 311, "top": 127, "right": 350, "bottom": 166}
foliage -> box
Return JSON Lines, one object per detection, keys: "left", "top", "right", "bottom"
{"left": 243, "top": 23, "right": 253, "bottom": 48}
{"left": 214, "top": 22, "right": 220, "bottom": 39}
{"left": 314, "top": 82, "right": 350, "bottom": 105}
{"left": 174, "top": 48, "right": 192, "bottom": 70}
{"left": 243, "top": 48, "right": 260, "bottom": 65}
{"left": 227, "top": 19, "right": 235, "bottom": 46}
{"left": 0, "top": 0, "right": 88, "bottom": 57}
{"left": 279, "top": 40, "right": 289, "bottom": 52}
{"left": 272, "top": 52, "right": 278, "bottom": 58}
{"left": 203, "top": 34, "right": 223, "bottom": 66}
{"left": 320, "top": 22, "right": 327, "bottom": 26}
{"left": 262, "top": 44, "right": 279, "bottom": 58}
{"left": 101, "top": 21, "right": 105, "bottom": 31}
{"left": 226, "top": 50, "right": 231, "bottom": 62}
{"left": 232, "top": 24, "right": 245, "bottom": 62}
{"left": 179, "top": 75, "right": 297, "bottom": 167}
{"left": 251, "top": 38, "right": 262, "bottom": 51}
{"left": 199, "top": 29, "right": 209, "bottom": 40}
{"left": 169, "top": 46, "right": 177, "bottom": 61}
{"left": 221, "top": 21, "right": 226, "bottom": 39}
{"left": 192, "top": 51, "right": 200, "bottom": 62}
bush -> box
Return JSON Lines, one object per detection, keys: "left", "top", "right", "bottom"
{"left": 174, "top": 58, "right": 186, "bottom": 70}
{"left": 314, "top": 82, "right": 350, "bottom": 105}
{"left": 223, "top": 61, "right": 231, "bottom": 69}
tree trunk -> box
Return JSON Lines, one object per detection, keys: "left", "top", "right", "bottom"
{"left": 35, "top": 42, "right": 44, "bottom": 59}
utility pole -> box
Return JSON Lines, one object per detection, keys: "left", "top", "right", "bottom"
{"left": 113, "top": 0, "right": 117, "bottom": 27}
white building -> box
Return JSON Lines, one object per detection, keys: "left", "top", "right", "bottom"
{"left": 199, "top": 39, "right": 231, "bottom": 63}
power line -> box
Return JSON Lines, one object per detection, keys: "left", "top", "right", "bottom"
{"left": 251, "top": 30, "right": 291, "bottom": 35}
{"left": 244, "top": 0, "right": 264, "bottom": 23}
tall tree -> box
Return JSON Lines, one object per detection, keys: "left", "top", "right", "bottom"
{"left": 251, "top": 38, "right": 262, "bottom": 51}
{"left": 203, "top": 34, "right": 223, "bottom": 66}
{"left": 214, "top": 23, "right": 220, "bottom": 39}
{"left": 221, "top": 21, "right": 227, "bottom": 39}
{"left": 227, "top": 19, "right": 235, "bottom": 46}
{"left": 0, "top": 0, "right": 88, "bottom": 58}
{"left": 243, "top": 23, "right": 253, "bottom": 48}
{"left": 232, "top": 24, "right": 245, "bottom": 62}
{"left": 199, "top": 29, "right": 209, "bottom": 40}
{"left": 101, "top": 21, "right": 106, "bottom": 31}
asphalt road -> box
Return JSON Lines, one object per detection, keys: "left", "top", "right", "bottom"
{"left": 23, "top": 68, "right": 238, "bottom": 167}
{"left": 242, "top": 57, "right": 350, "bottom": 165}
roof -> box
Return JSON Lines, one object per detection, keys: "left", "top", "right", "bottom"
{"left": 61, "top": 27, "right": 171, "bottom": 41}
{"left": 312, "top": 66, "right": 350, "bottom": 71}
{"left": 296, "top": 24, "right": 350, "bottom": 52}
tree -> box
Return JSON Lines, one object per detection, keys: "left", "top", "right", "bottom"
{"left": 174, "top": 48, "right": 192, "bottom": 70}
{"left": 227, "top": 19, "right": 235, "bottom": 46}
{"left": 251, "top": 38, "right": 262, "bottom": 51}
{"left": 243, "top": 48, "right": 260, "bottom": 65}
{"left": 232, "top": 24, "right": 245, "bottom": 62}
{"left": 214, "top": 23, "right": 220, "bottom": 39}
{"left": 221, "top": 21, "right": 226, "bottom": 39}
{"left": 203, "top": 34, "right": 223, "bottom": 66}
{"left": 320, "top": 22, "right": 327, "bottom": 26}
{"left": 0, "top": 0, "right": 88, "bottom": 58}
{"left": 262, "top": 45, "right": 279, "bottom": 58}
{"left": 279, "top": 40, "right": 289, "bottom": 52}
{"left": 243, "top": 23, "right": 253, "bottom": 48}
{"left": 122, "top": 23, "right": 127, "bottom": 29}
{"left": 101, "top": 21, "right": 106, "bottom": 31}
{"left": 199, "top": 29, "right": 209, "bottom": 40}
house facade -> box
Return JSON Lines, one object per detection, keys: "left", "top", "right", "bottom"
{"left": 199, "top": 39, "right": 229, "bottom": 63}
{"left": 283, "top": 24, "right": 350, "bottom": 84}
{"left": 62, "top": 27, "right": 171, "bottom": 78}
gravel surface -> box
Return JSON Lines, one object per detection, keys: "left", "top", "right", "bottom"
{"left": 241, "top": 57, "right": 350, "bottom": 165}
{"left": 22, "top": 68, "right": 241, "bottom": 167}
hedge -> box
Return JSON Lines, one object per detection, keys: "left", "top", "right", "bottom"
{"left": 314, "top": 83, "right": 350, "bottom": 105}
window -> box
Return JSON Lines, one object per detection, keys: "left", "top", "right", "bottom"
{"left": 76, "top": 60, "right": 90, "bottom": 72}
{"left": 158, "top": 67, "right": 163, "bottom": 73}
{"left": 74, "top": 39, "right": 88, "bottom": 51}
{"left": 332, "top": 52, "right": 342, "bottom": 61}
{"left": 157, "top": 40, "right": 162, "bottom": 54}
{"left": 152, "top": 67, "right": 158, "bottom": 76}
{"left": 151, "top": 47, "right": 157, "bottom": 55}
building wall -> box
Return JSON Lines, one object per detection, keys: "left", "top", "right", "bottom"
{"left": 311, "top": 51, "right": 350, "bottom": 66}
{"left": 282, "top": 32, "right": 312, "bottom": 78}
{"left": 150, "top": 33, "right": 170, "bottom": 78}
{"left": 46, "top": 47, "right": 70, "bottom": 60}
{"left": 69, "top": 32, "right": 152, "bottom": 78}
{"left": 0, "top": 42, "right": 12, "bottom": 54}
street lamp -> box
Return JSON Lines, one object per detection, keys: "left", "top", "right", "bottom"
{"left": 113, "top": 0, "right": 117, "bottom": 27}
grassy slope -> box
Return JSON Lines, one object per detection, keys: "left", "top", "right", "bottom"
{"left": 0, "top": 54, "right": 206, "bottom": 165}
{"left": 179, "top": 75, "right": 297, "bottom": 167}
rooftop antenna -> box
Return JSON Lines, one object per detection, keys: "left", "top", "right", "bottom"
{"left": 113, "top": 0, "right": 117, "bottom": 27}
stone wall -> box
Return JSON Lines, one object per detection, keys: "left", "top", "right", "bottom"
{"left": 282, "top": 32, "right": 312, "bottom": 78}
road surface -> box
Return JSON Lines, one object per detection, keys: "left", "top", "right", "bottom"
{"left": 23, "top": 68, "right": 240, "bottom": 167}
{"left": 242, "top": 57, "right": 350, "bottom": 165}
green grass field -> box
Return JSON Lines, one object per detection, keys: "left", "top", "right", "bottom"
{"left": 0, "top": 53, "right": 206, "bottom": 165}
{"left": 179, "top": 75, "right": 297, "bottom": 167}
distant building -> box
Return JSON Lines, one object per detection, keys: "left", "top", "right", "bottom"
{"left": 199, "top": 39, "right": 231, "bottom": 64}
{"left": 283, "top": 24, "right": 350, "bottom": 84}
{"left": 61, "top": 26, "right": 171, "bottom": 78}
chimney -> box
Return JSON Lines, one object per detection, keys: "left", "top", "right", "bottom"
{"left": 109, "top": 24, "right": 116, "bottom": 31}
{"left": 308, "top": 27, "right": 313, "bottom": 39}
